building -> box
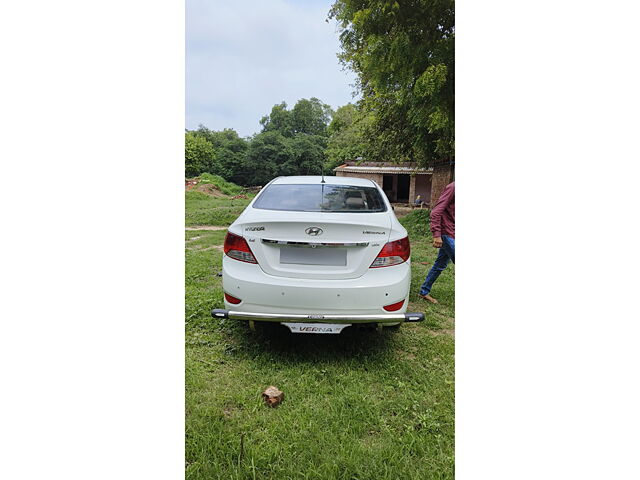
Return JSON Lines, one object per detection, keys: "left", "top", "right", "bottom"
{"left": 334, "top": 162, "right": 433, "bottom": 205}
{"left": 429, "top": 159, "right": 455, "bottom": 208}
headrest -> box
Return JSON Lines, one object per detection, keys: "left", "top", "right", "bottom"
{"left": 345, "top": 196, "right": 365, "bottom": 208}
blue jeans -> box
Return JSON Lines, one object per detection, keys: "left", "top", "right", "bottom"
{"left": 419, "top": 235, "right": 455, "bottom": 296}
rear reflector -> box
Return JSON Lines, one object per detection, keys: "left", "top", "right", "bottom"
{"left": 383, "top": 299, "right": 406, "bottom": 311}
{"left": 370, "top": 236, "right": 410, "bottom": 268}
{"left": 224, "top": 292, "right": 242, "bottom": 304}
{"left": 224, "top": 232, "right": 257, "bottom": 264}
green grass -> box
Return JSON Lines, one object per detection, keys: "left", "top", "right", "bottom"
{"left": 185, "top": 201, "right": 455, "bottom": 479}
{"left": 185, "top": 190, "right": 253, "bottom": 226}
{"left": 400, "top": 208, "right": 431, "bottom": 237}
{"left": 197, "top": 173, "right": 245, "bottom": 196}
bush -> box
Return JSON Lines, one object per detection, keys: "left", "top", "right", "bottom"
{"left": 196, "top": 173, "right": 244, "bottom": 196}
{"left": 399, "top": 209, "right": 431, "bottom": 237}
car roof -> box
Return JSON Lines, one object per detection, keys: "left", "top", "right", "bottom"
{"left": 270, "top": 176, "right": 377, "bottom": 187}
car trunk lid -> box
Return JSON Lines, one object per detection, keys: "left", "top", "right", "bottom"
{"left": 237, "top": 210, "right": 391, "bottom": 280}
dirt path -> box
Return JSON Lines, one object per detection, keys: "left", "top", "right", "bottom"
{"left": 185, "top": 226, "right": 228, "bottom": 231}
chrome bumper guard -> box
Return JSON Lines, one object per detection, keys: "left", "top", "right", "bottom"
{"left": 211, "top": 309, "right": 425, "bottom": 324}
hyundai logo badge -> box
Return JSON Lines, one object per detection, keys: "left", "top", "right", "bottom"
{"left": 305, "top": 227, "right": 323, "bottom": 236}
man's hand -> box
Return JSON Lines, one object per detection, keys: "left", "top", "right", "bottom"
{"left": 432, "top": 237, "right": 443, "bottom": 248}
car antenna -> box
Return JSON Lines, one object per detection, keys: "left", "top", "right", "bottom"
{"left": 321, "top": 165, "right": 326, "bottom": 183}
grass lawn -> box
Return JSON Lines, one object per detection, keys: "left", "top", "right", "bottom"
{"left": 185, "top": 194, "right": 455, "bottom": 479}
{"left": 186, "top": 190, "right": 254, "bottom": 226}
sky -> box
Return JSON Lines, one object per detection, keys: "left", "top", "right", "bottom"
{"left": 186, "top": 0, "right": 359, "bottom": 138}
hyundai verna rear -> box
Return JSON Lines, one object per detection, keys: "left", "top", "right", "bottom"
{"left": 211, "top": 176, "right": 424, "bottom": 333}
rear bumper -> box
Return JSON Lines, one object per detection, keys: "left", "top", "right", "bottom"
{"left": 222, "top": 256, "right": 411, "bottom": 313}
{"left": 211, "top": 309, "right": 424, "bottom": 324}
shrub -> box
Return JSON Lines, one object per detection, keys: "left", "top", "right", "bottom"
{"left": 399, "top": 209, "right": 431, "bottom": 237}
{"left": 197, "top": 173, "right": 244, "bottom": 196}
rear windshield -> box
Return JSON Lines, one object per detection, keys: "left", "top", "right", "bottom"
{"left": 253, "top": 184, "right": 387, "bottom": 213}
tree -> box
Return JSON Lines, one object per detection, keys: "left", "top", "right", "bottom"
{"left": 248, "top": 98, "right": 333, "bottom": 183}
{"left": 185, "top": 97, "right": 334, "bottom": 185}
{"left": 291, "top": 98, "right": 333, "bottom": 136}
{"left": 284, "top": 134, "right": 327, "bottom": 176}
{"left": 259, "top": 102, "right": 294, "bottom": 137}
{"left": 242, "top": 131, "right": 292, "bottom": 186}
{"left": 326, "top": 103, "right": 372, "bottom": 171}
{"left": 192, "top": 126, "right": 249, "bottom": 184}
{"left": 241, "top": 131, "right": 328, "bottom": 186}
{"left": 185, "top": 131, "right": 216, "bottom": 177}
{"left": 329, "top": 0, "right": 455, "bottom": 165}
{"left": 260, "top": 98, "right": 333, "bottom": 137}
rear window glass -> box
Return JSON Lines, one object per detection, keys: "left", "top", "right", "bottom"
{"left": 253, "top": 184, "right": 387, "bottom": 213}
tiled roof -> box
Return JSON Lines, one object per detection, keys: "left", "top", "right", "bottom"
{"left": 334, "top": 164, "right": 433, "bottom": 175}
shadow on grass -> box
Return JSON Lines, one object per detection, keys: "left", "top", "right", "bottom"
{"left": 214, "top": 320, "right": 399, "bottom": 366}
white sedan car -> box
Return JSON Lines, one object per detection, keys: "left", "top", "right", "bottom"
{"left": 211, "top": 176, "right": 424, "bottom": 334}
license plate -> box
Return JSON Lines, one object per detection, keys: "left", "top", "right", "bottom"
{"left": 280, "top": 247, "right": 347, "bottom": 266}
{"left": 282, "top": 323, "right": 351, "bottom": 334}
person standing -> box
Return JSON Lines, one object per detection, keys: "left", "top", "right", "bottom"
{"left": 418, "top": 181, "right": 455, "bottom": 304}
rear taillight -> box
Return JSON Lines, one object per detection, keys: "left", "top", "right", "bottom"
{"left": 370, "top": 236, "right": 410, "bottom": 268}
{"left": 383, "top": 299, "right": 406, "bottom": 311}
{"left": 223, "top": 232, "right": 257, "bottom": 264}
{"left": 224, "top": 292, "right": 242, "bottom": 304}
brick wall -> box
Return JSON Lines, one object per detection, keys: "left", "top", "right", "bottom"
{"left": 430, "top": 164, "right": 454, "bottom": 207}
{"left": 415, "top": 175, "right": 432, "bottom": 204}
